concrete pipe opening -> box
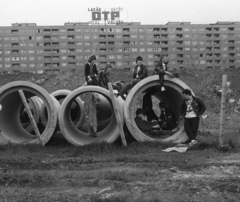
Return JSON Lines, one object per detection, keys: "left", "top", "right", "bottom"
{"left": 51, "top": 89, "right": 85, "bottom": 128}
{"left": 0, "top": 81, "right": 59, "bottom": 145}
{"left": 124, "top": 75, "right": 193, "bottom": 143}
{"left": 58, "top": 86, "right": 124, "bottom": 146}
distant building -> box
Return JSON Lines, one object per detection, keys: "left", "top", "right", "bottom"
{"left": 0, "top": 21, "right": 240, "bottom": 72}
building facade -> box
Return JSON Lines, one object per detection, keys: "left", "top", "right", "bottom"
{"left": 0, "top": 21, "right": 240, "bottom": 72}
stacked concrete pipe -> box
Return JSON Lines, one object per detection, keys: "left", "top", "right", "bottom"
{"left": 51, "top": 89, "right": 85, "bottom": 128}
{"left": 58, "top": 86, "right": 124, "bottom": 146}
{"left": 124, "top": 75, "right": 193, "bottom": 143}
{"left": 0, "top": 81, "right": 59, "bottom": 145}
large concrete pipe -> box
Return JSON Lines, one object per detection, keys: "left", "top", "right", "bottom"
{"left": 0, "top": 81, "right": 59, "bottom": 145}
{"left": 124, "top": 75, "right": 194, "bottom": 143}
{"left": 58, "top": 86, "right": 124, "bottom": 146}
{"left": 51, "top": 90, "right": 85, "bottom": 128}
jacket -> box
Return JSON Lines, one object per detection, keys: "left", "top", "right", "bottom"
{"left": 135, "top": 117, "right": 157, "bottom": 132}
{"left": 153, "top": 62, "right": 168, "bottom": 75}
{"left": 84, "top": 62, "right": 98, "bottom": 81}
{"left": 180, "top": 96, "right": 206, "bottom": 118}
{"left": 132, "top": 64, "right": 148, "bottom": 80}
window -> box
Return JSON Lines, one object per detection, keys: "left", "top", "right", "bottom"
{"left": 139, "top": 48, "right": 145, "bottom": 52}
{"left": 29, "top": 56, "right": 35, "bottom": 60}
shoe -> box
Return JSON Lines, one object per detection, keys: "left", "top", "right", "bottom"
{"left": 114, "top": 93, "right": 120, "bottom": 97}
{"left": 188, "top": 140, "right": 198, "bottom": 147}
{"left": 120, "top": 95, "right": 126, "bottom": 100}
{"left": 161, "top": 86, "right": 166, "bottom": 91}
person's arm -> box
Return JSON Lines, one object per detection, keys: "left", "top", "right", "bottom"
{"left": 132, "top": 67, "right": 137, "bottom": 79}
{"left": 93, "top": 63, "right": 98, "bottom": 75}
{"left": 196, "top": 98, "right": 206, "bottom": 116}
{"left": 84, "top": 63, "right": 92, "bottom": 81}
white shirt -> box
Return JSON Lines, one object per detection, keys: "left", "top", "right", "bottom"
{"left": 185, "top": 100, "right": 197, "bottom": 118}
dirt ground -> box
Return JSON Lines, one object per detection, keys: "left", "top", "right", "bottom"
{"left": 0, "top": 138, "right": 240, "bottom": 202}
{"left": 0, "top": 67, "right": 240, "bottom": 201}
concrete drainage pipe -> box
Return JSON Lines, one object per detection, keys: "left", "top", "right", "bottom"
{"left": 124, "top": 75, "right": 194, "bottom": 143}
{"left": 51, "top": 89, "right": 85, "bottom": 128}
{"left": 0, "top": 81, "right": 59, "bottom": 145}
{"left": 58, "top": 86, "right": 124, "bottom": 146}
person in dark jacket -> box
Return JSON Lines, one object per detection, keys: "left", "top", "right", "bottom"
{"left": 142, "top": 88, "right": 158, "bottom": 122}
{"left": 98, "top": 62, "right": 112, "bottom": 89}
{"left": 84, "top": 55, "right": 98, "bottom": 85}
{"left": 158, "top": 102, "right": 178, "bottom": 130}
{"left": 116, "top": 56, "right": 148, "bottom": 100}
{"left": 153, "top": 55, "right": 179, "bottom": 92}
{"left": 180, "top": 89, "right": 206, "bottom": 147}
{"left": 135, "top": 108, "right": 160, "bottom": 133}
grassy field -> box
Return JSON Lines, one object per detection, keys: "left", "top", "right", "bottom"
{"left": 0, "top": 131, "right": 240, "bottom": 202}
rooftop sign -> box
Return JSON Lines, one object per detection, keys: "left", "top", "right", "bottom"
{"left": 88, "top": 7, "right": 123, "bottom": 25}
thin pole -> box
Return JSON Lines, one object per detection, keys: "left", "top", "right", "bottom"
{"left": 219, "top": 74, "right": 227, "bottom": 147}
{"left": 108, "top": 83, "right": 127, "bottom": 146}
{"left": 18, "top": 90, "right": 44, "bottom": 145}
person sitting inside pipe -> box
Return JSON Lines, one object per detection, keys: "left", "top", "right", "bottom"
{"left": 84, "top": 55, "right": 99, "bottom": 86}
{"left": 135, "top": 108, "right": 160, "bottom": 134}
{"left": 153, "top": 55, "right": 179, "bottom": 92}
{"left": 98, "top": 62, "right": 113, "bottom": 89}
{"left": 142, "top": 88, "right": 158, "bottom": 122}
{"left": 158, "top": 102, "right": 178, "bottom": 130}
{"left": 115, "top": 56, "right": 148, "bottom": 100}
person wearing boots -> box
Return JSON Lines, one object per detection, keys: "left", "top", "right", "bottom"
{"left": 153, "top": 55, "right": 179, "bottom": 91}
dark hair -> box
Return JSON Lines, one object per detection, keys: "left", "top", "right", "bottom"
{"left": 105, "top": 62, "right": 112, "bottom": 71}
{"left": 136, "top": 56, "right": 143, "bottom": 63}
{"left": 136, "top": 108, "right": 143, "bottom": 115}
{"left": 182, "top": 89, "right": 192, "bottom": 96}
{"left": 146, "top": 88, "right": 157, "bottom": 95}
{"left": 159, "top": 102, "right": 166, "bottom": 108}
{"left": 88, "top": 55, "right": 97, "bottom": 63}
{"left": 159, "top": 54, "right": 168, "bottom": 64}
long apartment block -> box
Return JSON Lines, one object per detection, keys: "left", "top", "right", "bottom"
{"left": 0, "top": 21, "right": 240, "bottom": 72}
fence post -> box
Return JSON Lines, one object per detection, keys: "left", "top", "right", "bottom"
{"left": 219, "top": 74, "right": 227, "bottom": 147}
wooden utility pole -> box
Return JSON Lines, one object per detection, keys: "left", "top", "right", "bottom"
{"left": 108, "top": 83, "right": 127, "bottom": 146}
{"left": 219, "top": 74, "right": 227, "bottom": 147}
{"left": 18, "top": 90, "right": 44, "bottom": 145}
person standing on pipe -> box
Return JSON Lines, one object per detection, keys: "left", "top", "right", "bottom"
{"left": 153, "top": 55, "right": 179, "bottom": 92}
{"left": 84, "top": 55, "right": 98, "bottom": 86}
{"left": 180, "top": 89, "right": 206, "bottom": 147}
{"left": 115, "top": 56, "right": 148, "bottom": 100}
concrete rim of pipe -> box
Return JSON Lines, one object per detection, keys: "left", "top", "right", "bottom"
{"left": 51, "top": 89, "right": 85, "bottom": 128}
{"left": 0, "top": 81, "right": 59, "bottom": 145}
{"left": 124, "top": 75, "right": 194, "bottom": 143}
{"left": 58, "top": 86, "right": 124, "bottom": 146}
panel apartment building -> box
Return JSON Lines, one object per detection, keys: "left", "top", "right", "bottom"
{"left": 0, "top": 21, "right": 240, "bottom": 72}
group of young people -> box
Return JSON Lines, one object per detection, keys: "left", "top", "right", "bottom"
{"left": 84, "top": 54, "right": 206, "bottom": 147}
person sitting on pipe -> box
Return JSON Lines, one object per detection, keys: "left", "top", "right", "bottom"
{"left": 115, "top": 56, "right": 148, "bottom": 100}
{"left": 158, "top": 102, "right": 178, "bottom": 130}
{"left": 153, "top": 55, "right": 179, "bottom": 92}
{"left": 135, "top": 108, "right": 160, "bottom": 134}
{"left": 98, "top": 62, "right": 113, "bottom": 89}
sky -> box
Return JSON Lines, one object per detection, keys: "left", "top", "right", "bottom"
{"left": 0, "top": 0, "right": 240, "bottom": 26}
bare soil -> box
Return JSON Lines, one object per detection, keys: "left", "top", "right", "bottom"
{"left": 0, "top": 67, "right": 240, "bottom": 201}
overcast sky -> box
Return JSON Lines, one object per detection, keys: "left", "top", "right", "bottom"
{"left": 0, "top": 0, "right": 240, "bottom": 26}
